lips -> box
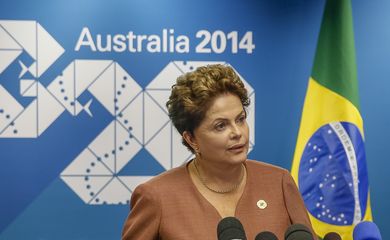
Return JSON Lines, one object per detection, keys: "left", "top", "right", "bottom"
{"left": 228, "top": 143, "right": 246, "bottom": 150}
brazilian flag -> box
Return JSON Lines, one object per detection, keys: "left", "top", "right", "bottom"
{"left": 291, "top": 0, "right": 373, "bottom": 239}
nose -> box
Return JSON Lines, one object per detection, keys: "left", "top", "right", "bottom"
{"left": 230, "top": 123, "right": 242, "bottom": 139}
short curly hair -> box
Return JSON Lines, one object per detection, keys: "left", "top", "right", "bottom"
{"left": 166, "top": 64, "right": 250, "bottom": 153}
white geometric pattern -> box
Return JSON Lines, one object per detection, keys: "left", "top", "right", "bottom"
{"left": 0, "top": 20, "right": 64, "bottom": 137}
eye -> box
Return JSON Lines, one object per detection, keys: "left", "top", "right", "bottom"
{"left": 237, "top": 114, "right": 247, "bottom": 124}
{"left": 214, "top": 122, "right": 226, "bottom": 131}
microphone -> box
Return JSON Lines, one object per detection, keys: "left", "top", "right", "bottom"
{"left": 323, "top": 232, "right": 341, "bottom": 240}
{"left": 284, "top": 224, "right": 313, "bottom": 240}
{"left": 255, "top": 231, "right": 278, "bottom": 240}
{"left": 217, "top": 217, "right": 247, "bottom": 240}
{"left": 353, "top": 221, "right": 382, "bottom": 240}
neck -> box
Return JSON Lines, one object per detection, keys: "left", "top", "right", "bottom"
{"left": 194, "top": 158, "right": 246, "bottom": 193}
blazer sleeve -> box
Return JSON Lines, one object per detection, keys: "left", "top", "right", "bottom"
{"left": 282, "top": 170, "right": 318, "bottom": 239}
{"left": 121, "top": 183, "right": 161, "bottom": 240}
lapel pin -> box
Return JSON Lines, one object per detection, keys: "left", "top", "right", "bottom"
{"left": 257, "top": 199, "right": 267, "bottom": 209}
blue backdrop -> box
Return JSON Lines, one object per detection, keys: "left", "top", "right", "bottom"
{"left": 0, "top": 0, "right": 388, "bottom": 239}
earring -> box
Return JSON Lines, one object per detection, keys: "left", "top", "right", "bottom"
{"left": 194, "top": 147, "right": 200, "bottom": 155}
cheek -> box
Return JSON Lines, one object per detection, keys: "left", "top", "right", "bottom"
{"left": 245, "top": 125, "right": 250, "bottom": 137}
{"left": 239, "top": 123, "right": 249, "bottom": 138}
{"left": 201, "top": 134, "right": 228, "bottom": 150}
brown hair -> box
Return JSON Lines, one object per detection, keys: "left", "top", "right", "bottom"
{"left": 166, "top": 64, "right": 250, "bottom": 152}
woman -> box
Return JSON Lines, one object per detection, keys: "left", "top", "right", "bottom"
{"left": 121, "top": 64, "right": 314, "bottom": 239}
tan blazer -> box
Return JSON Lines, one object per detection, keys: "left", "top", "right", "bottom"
{"left": 122, "top": 160, "right": 315, "bottom": 240}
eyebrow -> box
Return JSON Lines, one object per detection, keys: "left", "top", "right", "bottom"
{"left": 211, "top": 110, "right": 246, "bottom": 123}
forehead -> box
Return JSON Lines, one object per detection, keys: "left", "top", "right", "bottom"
{"left": 204, "top": 94, "right": 243, "bottom": 120}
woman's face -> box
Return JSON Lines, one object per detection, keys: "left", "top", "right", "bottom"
{"left": 191, "top": 93, "right": 249, "bottom": 166}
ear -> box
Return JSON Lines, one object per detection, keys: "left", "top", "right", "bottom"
{"left": 182, "top": 131, "right": 199, "bottom": 152}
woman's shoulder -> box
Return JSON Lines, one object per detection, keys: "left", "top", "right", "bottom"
{"left": 246, "top": 159, "right": 289, "bottom": 176}
{"left": 134, "top": 163, "right": 189, "bottom": 192}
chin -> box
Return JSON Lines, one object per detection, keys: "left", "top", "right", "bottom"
{"left": 229, "top": 154, "right": 247, "bottom": 165}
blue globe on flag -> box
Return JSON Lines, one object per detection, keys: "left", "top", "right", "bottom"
{"left": 298, "top": 121, "right": 369, "bottom": 226}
